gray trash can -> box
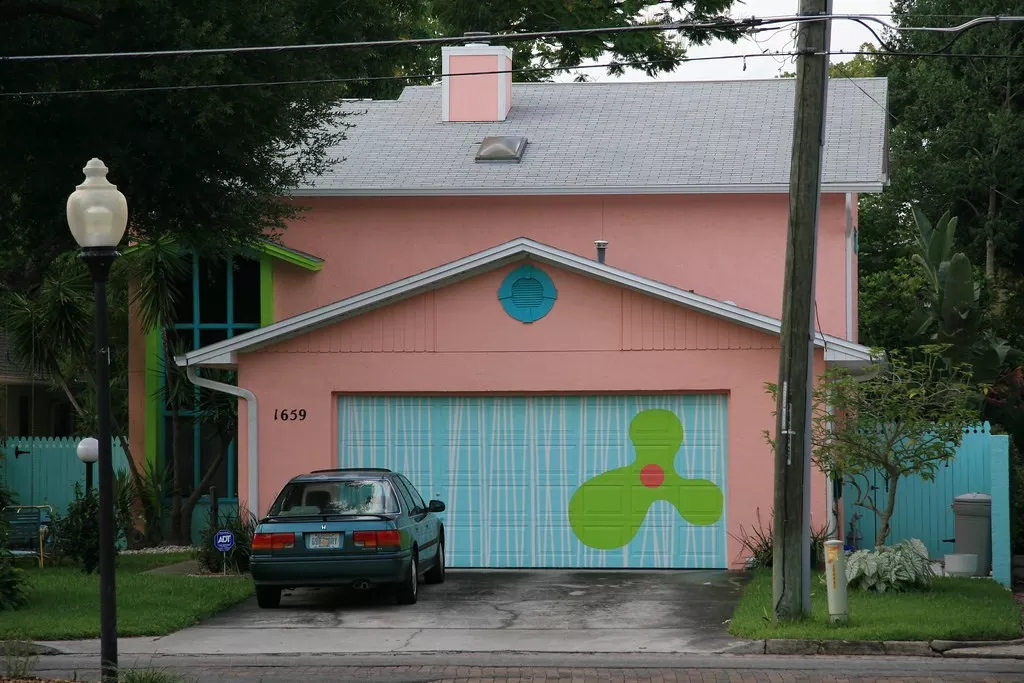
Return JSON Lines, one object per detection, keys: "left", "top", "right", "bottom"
{"left": 952, "top": 492, "right": 992, "bottom": 576}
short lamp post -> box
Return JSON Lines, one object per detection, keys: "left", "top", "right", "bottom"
{"left": 76, "top": 437, "right": 99, "bottom": 494}
{"left": 67, "top": 158, "right": 127, "bottom": 683}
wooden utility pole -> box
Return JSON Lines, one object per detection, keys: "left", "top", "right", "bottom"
{"left": 772, "top": 0, "right": 833, "bottom": 622}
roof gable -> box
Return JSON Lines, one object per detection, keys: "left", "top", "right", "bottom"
{"left": 260, "top": 262, "right": 781, "bottom": 357}
{"left": 176, "top": 238, "right": 873, "bottom": 368}
{"left": 297, "top": 78, "right": 889, "bottom": 197}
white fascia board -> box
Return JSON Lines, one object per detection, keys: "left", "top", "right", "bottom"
{"left": 823, "top": 341, "right": 874, "bottom": 363}
{"left": 441, "top": 45, "right": 513, "bottom": 59}
{"left": 289, "top": 182, "right": 886, "bottom": 197}
{"left": 180, "top": 237, "right": 873, "bottom": 368}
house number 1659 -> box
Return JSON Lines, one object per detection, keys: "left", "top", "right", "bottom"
{"left": 274, "top": 409, "right": 307, "bottom": 421}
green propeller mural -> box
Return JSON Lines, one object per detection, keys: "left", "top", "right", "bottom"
{"left": 568, "top": 409, "right": 724, "bottom": 550}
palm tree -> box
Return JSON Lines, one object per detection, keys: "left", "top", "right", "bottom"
{"left": 4, "top": 240, "right": 239, "bottom": 545}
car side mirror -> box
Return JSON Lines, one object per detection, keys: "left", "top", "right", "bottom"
{"left": 428, "top": 500, "right": 446, "bottom": 513}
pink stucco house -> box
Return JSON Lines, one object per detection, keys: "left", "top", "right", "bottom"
{"left": 131, "top": 41, "right": 888, "bottom": 569}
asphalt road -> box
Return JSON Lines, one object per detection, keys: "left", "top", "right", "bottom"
{"left": 23, "top": 653, "right": 1024, "bottom": 683}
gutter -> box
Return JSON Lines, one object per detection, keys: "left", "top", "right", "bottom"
{"left": 289, "top": 183, "right": 886, "bottom": 198}
{"left": 181, "top": 364, "right": 260, "bottom": 518}
{"left": 845, "top": 192, "right": 854, "bottom": 342}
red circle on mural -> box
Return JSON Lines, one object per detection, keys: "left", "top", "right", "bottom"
{"left": 640, "top": 464, "right": 665, "bottom": 488}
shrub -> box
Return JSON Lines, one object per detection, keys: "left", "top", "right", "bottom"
{"left": 1010, "top": 442, "right": 1024, "bottom": 555}
{"left": 51, "top": 483, "right": 100, "bottom": 573}
{"left": 846, "top": 538, "right": 933, "bottom": 593}
{"left": 118, "top": 666, "right": 193, "bottom": 683}
{"left": 732, "top": 507, "right": 831, "bottom": 570}
{"left": 0, "top": 551, "right": 30, "bottom": 611}
{"left": 194, "top": 508, "right": 257, "bottom": 574}
{"left": 134, "top": 460, "right": 169, "bottom": 547}
{"left": 1, "top": 637, "right": 38, "bottom": 677}
{"left": 115, "top": 467, "right": 146, "bottom": 549}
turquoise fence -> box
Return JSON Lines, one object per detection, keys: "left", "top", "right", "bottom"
{"left": 842, "top": 422, "right": 1012, "bottom": 587}
{"left": 2, "top": 436, "right": 238, "bottom": 545}
{"left": 2, "top": 436, "right": 131, "bottom": 515}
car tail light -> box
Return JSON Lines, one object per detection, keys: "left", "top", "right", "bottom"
{"left": 252, "top": 532, "right": 295, "bottom": 551}
{"left": 353, "top": 530, "right": 401, "bottom": 548}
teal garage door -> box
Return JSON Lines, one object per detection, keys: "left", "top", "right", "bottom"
{"left": 337, "top": 395, "right": 727, "bottom": 569}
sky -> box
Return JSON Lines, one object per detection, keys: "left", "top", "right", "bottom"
{"left": 556, "top": 0, "right": 894, "bottom": 82}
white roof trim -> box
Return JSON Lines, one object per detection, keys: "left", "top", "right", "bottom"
{"left": 290, "top": 183, "right": 885, "bottom": 198}
{"left": 176, "top": 238, "right": 874, "bottom": 368}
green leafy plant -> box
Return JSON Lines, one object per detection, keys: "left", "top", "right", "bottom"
{"left": 194, "top": 509, "right": 257, "bottom": 574}
{"left": 114, "top": 467, "right": 147, "bottom": 549}
{"left": 846, "top": 538, "right": 934, "bottom": 593}
{"left": 1, "top": 638, "right": 38, "bottom": 678}
{"left": 134, "top": 458, "right": 169, "bottom": 547}
{"left": 0, "top": 552, "right": 30, "bottom": 611}
{"left": 732, "top": 507, "right": 831, "bottom": 570}
{"left": 1010, "top": 442, "right": 1024, "bottom": 555}
{"left": 118, "top": 665, "right": 195, "bottom": 683}
{"left": 51, "top": 483, "right": 100, "bottom": 573}
{"left": 908, "top": 209, "right": 1022, "bottom": 384}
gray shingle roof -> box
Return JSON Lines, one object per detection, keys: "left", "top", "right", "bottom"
{"left": 297, "top": 78, "right": 888, "bottom": 196}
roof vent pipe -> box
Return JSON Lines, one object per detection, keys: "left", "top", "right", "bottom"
{"left": 595, "top": 240, "right": 608, "bottom": 264}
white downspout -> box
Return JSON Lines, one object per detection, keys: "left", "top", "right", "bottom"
{"left": 844, "top": 192, "right": 855, "bottom": 342}
{"left": 184, "top": 365, "right": 260, "bottom": 517}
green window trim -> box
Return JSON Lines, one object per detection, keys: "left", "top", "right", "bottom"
{"left": 141, "top": 250, "right": 275, "bottom": 500}
{"left": 123, "top": 237, "right": 323, "bottom": 272}
{"left": 260, "top": 253, "right": 274, "bottom": 326}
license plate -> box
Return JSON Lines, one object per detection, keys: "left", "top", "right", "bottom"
{"left": 306, "top": 532, "right": 341, "bottom": 549}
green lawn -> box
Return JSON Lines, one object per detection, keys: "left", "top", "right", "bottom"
{"left": 729, "top": 569, "right": 1022, "bottom": 642}
{"left": 3, "top": 552, "right": 253, "bottom": 640}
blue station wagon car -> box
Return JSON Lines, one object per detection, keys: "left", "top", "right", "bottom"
{"left": 250, "top": 468, "right": 446, "bottom": 608}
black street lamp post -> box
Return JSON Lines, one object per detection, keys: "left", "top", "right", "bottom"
{"left": 67, "top": 158, "right": 128, "bottom": 683}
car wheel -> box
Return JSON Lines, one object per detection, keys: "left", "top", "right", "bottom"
{"left": 424, "top": 540, "right": 445, "bottom": 585}
{"left": 256, "top": 586, "right": 282, "bottom": 609}
{"left": 396, "top": 554, "right": 418, "bottom": 605}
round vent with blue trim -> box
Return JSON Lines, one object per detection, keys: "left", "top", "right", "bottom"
{"left": 498, "top": 264, "right": 557, "bottom": 323}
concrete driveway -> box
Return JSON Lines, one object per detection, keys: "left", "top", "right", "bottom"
{"left": 45, "top": 569, "right": 750, "bottom": 656}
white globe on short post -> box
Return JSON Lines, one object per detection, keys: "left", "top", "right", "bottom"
{"left": 76, "top": 437, "right": 99, "bottom": 493}
{"left": 68, "top": 158, "right": 127, "bottom": 683}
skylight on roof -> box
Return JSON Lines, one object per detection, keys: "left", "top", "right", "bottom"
{"left": 475, "top": 135, "right": 528, "bottom": 163}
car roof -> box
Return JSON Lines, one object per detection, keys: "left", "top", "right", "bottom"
{"left": 289, "top": 468, "right": 393, "bottom": 483}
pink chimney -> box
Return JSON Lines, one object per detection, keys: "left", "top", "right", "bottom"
{"left": 441, "top": 35, "right": 513, "bottom": 122}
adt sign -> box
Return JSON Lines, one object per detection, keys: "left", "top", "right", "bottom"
{"left": 214, "top": 530, "right": 235, "bottom": 553}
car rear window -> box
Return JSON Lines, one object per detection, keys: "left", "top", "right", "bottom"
{"left": 268, "top": 479, "right": 399, "bottom": 516}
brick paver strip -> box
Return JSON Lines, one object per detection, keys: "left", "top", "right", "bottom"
{"left": 14, "top": 667, "right": 1024, "bottom": 683}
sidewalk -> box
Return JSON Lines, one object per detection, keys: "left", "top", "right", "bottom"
{"left": 18, "top": 652, "right": 1024, "bottom": 683}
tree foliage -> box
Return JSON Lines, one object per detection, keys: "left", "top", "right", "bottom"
{"left": 779, "top": 42, "right": 879, "bottom": 79}
{"left": 431, "top": 0, "right": 738, "bottom": 82}
{"left": 879, "top": 1, "right": 1024, "bottom": 282}
{"left": 0, "top": 0, "right": 432, "bottom": 292}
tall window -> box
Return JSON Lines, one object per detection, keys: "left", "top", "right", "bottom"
{"left": 161, "top": 253, "right": 261, "bottom": 499}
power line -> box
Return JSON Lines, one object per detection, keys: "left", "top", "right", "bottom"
{"left": 4, "top": 14, "right": 1021, "bottom": 64}
{"left": 0, "top": 15, "right": 798, "bottom": 63}
{"left": 0, "top": 52, "right": 768, "bottom": 98}
{"left": 6, "top": 46, "right": 1024, "bottom": 99}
